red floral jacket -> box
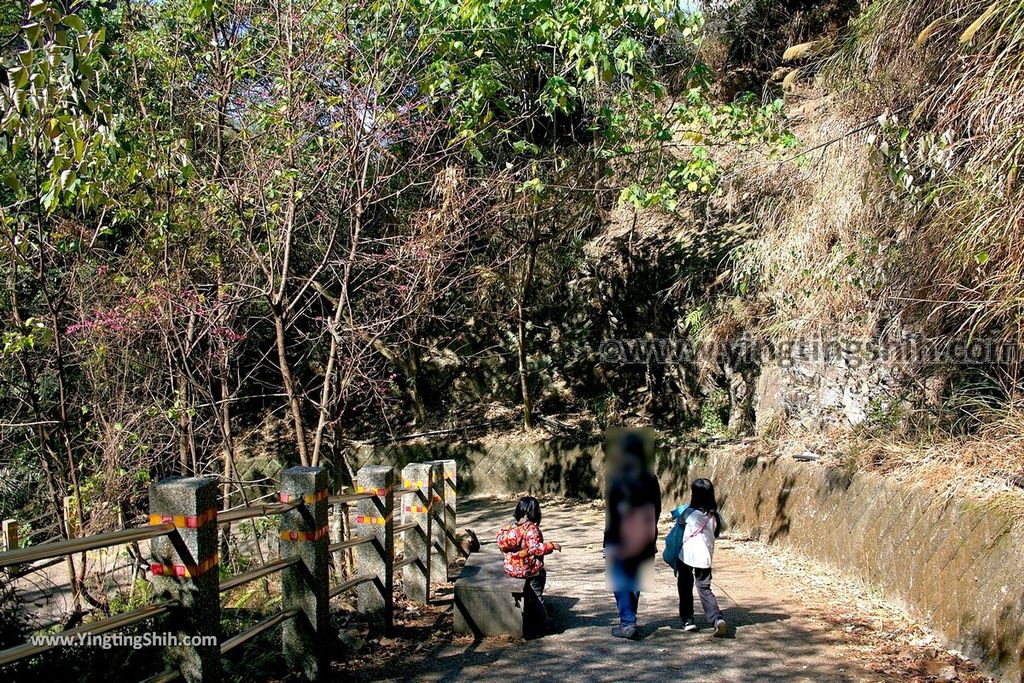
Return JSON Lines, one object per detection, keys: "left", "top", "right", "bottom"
{"left": 498, "top": 521, "right": 554, "bottom": 578}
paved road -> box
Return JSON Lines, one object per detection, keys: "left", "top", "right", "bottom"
{"left": 398, "top": 496, "right": 879, "bottom": 682}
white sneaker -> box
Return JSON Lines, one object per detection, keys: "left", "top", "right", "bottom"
{"left": 714, "top": 618, "right": 728, "bottom": 637}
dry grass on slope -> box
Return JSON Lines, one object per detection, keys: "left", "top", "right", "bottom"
{"left": 698, "top": 0, "right": 1024, "bottom": 346}
{"left": 719, "top": 93, "right": 885, "bottom": 340}
{"left": 759, "top": 416, "right": 1024, "bottom": 515}
{"left": 696, "top": 1, "right": 1024, "bottom": 498}
{"left": 815, "top": 0, "right": 1024, "bottom": 345}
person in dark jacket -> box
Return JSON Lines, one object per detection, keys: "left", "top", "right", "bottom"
{"left": 604, "top": 431, "right": 661, "bottom": 639}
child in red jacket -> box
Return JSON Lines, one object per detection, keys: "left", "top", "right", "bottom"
{"left": 496, "top": 496, "right": 561, "bottom": 638}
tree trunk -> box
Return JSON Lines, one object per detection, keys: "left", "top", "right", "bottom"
{"left": 310, "top": 192, "right": 365, "bottom": 466}
{"left": 218, "top": 342, "right": 235, "bottom": 563}
{"left": 406, "top": 346, "right": 428, "bottom": 425}
{"left": 274, "top": 310, "right": 309, "bottom": 466}
{"left": 174, "top": 372, "right": 193, "bottom": 475}
{"left": 725, "top": 361, "right": 754, "bottom": 436}
{"left": 517, "top": 221, "right": 540, "bottom": 429}
{"left": 271, "top": 1, "right": 309, "bottom": 466}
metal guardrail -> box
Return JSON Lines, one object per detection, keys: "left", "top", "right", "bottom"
{"left": 141, "top": 668, "right": 181, "bottom": 683}
{"left": 220, "top": 608, "right": 300, "bottom": 655}
{"left": 327, "top": 533, "right": 375, "bottom": 553}
{"left": 0, "top": 600, "right": 177, "bottom": 666}
{"left": 25, "top": 525, "right": 59, "bottom": 540}
{"left": 328, "top": 572, "right": 375, "bottom": 599}
{"left": 9, "top": 556, "right": 63, "bottom": 580}
{"left": 23, "top": 511, "right": 54, "bottom": 526}
{"left": 326, "top": 491, "right": 375, "bottom": 505}
{"left": 394, "top": 556, "right": 418, "bottom": 570}
{"left": 220, "top": 555, "right": 301, "bottom": 593}
{"left": 0, "top": 523, "right": 175, "bottom": 569}
{"left": 217, "top": 500, "right": 300, "bottom": 524}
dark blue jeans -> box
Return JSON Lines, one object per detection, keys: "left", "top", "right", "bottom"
{"left": 613, "top": 589, "right": 640, "bottom": 626}
{"left": 608, "top": 556, "right": 641, "bottom": 626}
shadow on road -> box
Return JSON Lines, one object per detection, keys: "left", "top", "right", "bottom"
{"left": 342, "top": 495, "right": 876, "bottom": 682}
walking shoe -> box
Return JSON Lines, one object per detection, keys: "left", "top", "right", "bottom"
{"left": 713, "top": 618, "right": 728, "bottom": 637}
{"left": 611, "top": 624, "right": 639, "bottom": 639}
{"left": 682, "top": 619, "right": 697, "bottom": 632}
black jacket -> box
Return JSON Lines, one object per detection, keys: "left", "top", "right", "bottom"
{"left": 603, "top": 470, "right": 662, "bottom": 559}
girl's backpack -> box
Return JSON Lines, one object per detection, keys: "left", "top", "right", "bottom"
{"left": 661, "top": 504, "right": 692, "bottom": 573}
{"left": 496, "top": 522, "right": 522, "bottom": 553}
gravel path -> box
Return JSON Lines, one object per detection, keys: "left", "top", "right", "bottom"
{"left": 392, "top": 496, "right": 884, "bottom": 682}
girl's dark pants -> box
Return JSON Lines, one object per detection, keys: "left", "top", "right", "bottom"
{"left": 677, "top": 562, "right": 724, "bottom": 624}
{"left": 523, "top": 568, "right": 547, "bottom": 638}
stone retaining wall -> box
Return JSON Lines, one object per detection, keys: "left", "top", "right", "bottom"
{"left": 350, "top": 436, "right": 605, "bottom": 498}
{"left": 668, "top": 447, "right": 1023, "bottom": 683}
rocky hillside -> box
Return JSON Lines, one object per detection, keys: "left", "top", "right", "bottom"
{"left": 579, "top": 0, "right": 1024, "bottom": 492}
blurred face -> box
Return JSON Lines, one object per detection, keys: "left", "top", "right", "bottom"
{"left": 620, "top": 452, "right": 643, "bottom": 477}
{"left": 605, "top": 428, "right": 655, "bottom": 488}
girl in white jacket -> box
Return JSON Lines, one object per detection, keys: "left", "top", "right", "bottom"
{"left": 676, "top": 478, "right": 727, "bottom": 636}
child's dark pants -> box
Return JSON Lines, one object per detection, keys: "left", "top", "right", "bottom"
{"left": 677, "top": 562, "right": 724, "bottom": 624}
{"left": 523, "top": 568, "right": 547, "bottom": 638}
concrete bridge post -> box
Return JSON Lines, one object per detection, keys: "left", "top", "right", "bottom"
{"left": 2, "top": 519, "right": 17, "bottom": 553}
{"left": 401, "top": 461, "right": 439, "bottom": 603}
{"left": 149, "top": 476, "right": 221, "bottom": 683}
{"left": 279, "top": 466, "right": 329, "bottom": 681}
{"left": 428, "top": 459, "right": 457, "bottom": 566}
{"left": 355, "top": 465, "right": 394, "bottom": 630}
{"left": 426, "top": 461, "right": 448, "bottom": 582}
